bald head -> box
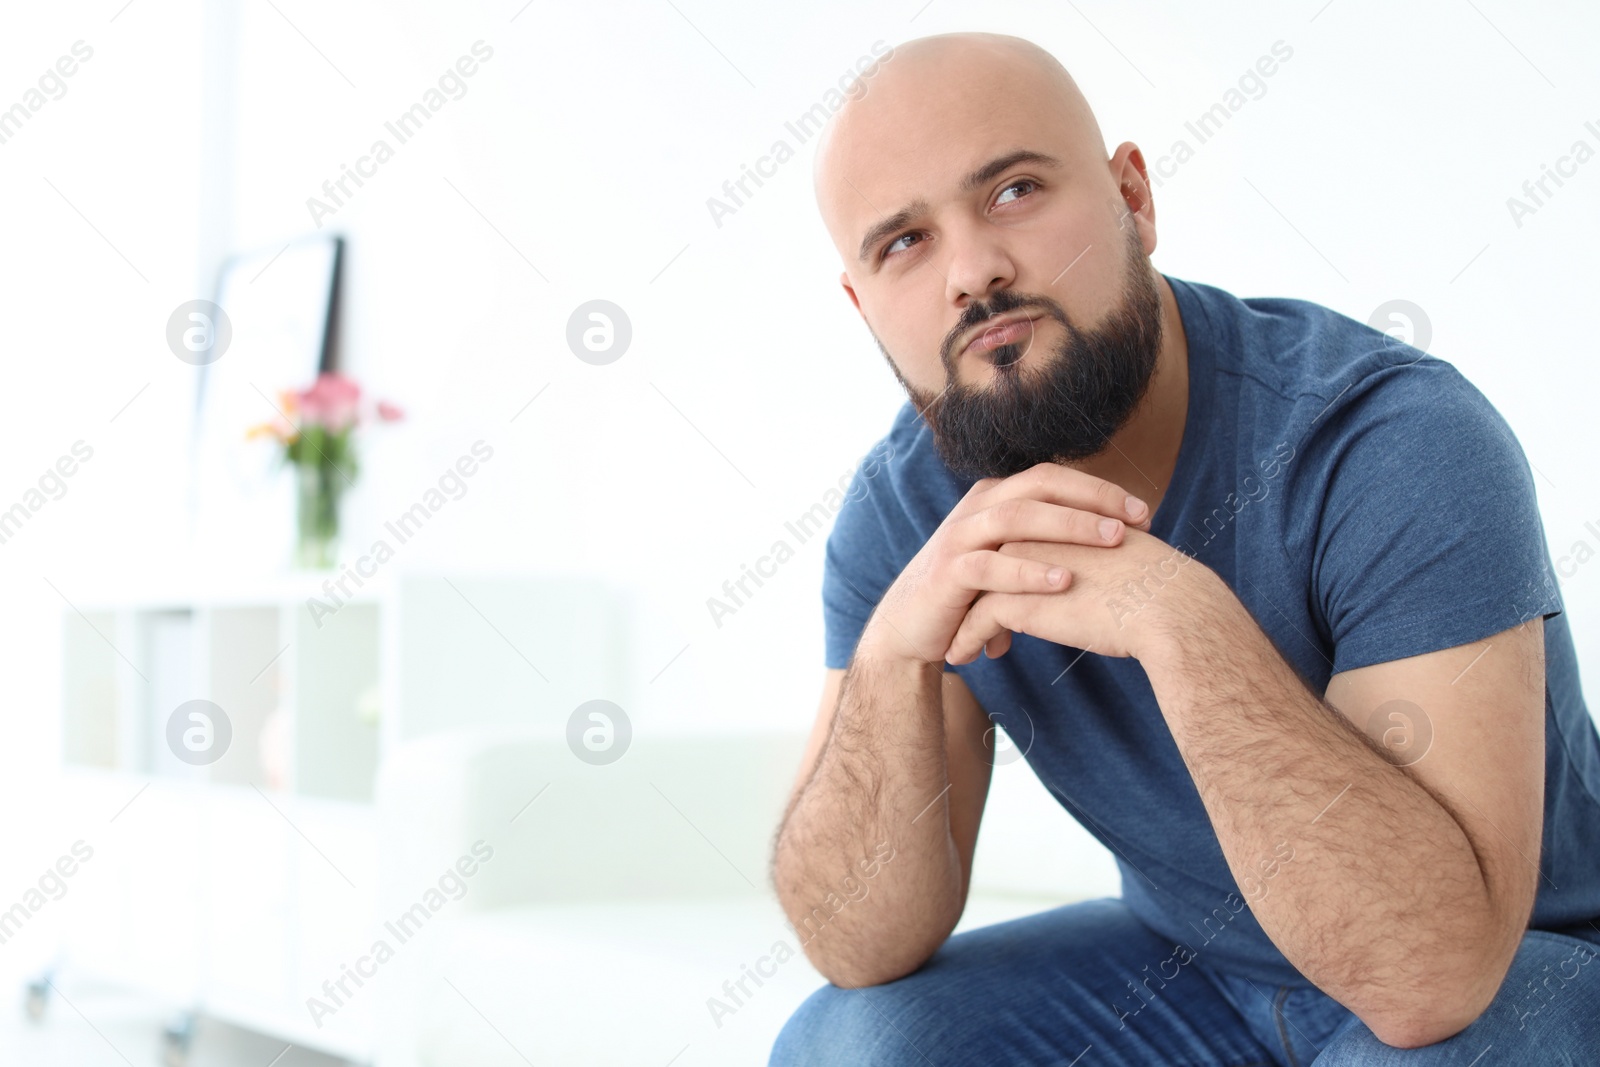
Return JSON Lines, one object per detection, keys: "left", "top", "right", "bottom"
{"left": 813, "top": 32, "right": 1108, "bottom": 260}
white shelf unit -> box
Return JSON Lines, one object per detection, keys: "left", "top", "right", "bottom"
{"left": 64, "top": 594, "right": 381, "bottom": 798}
{"left": 56, "top": 571, "right": 631, "bottom": 1062}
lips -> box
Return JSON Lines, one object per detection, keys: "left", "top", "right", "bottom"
{"left": 962, "top": 312, "right": 1042, "bottom": 359}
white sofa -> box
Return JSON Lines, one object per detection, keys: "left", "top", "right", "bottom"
{"left": 371, "top": 727, "right": 1120, "bottom": 1066}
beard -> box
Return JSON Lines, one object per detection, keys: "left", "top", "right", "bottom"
{"left": 877, "top": 222, "right": 1165, "bottom": 482}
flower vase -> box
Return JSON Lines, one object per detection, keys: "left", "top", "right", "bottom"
{"left": 295, "top": 461, "right": 343, "bottom": 569}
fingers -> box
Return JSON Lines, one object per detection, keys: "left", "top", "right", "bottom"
{"left": 970, "top": 462, "right": 1150, "bottom": 530}
{"left": 946, "top": 549, "right": 1072, "bottom": 601}
{"left": 946, "top": 592, "right": 1025, "bottom": 665}
{"left": 983, "top": 630, "right": 1012, "bottom": 660}
{"left": 963, "top": 496, "right": 1129, "bottom": 553}
{"left": 918, "top": 465, "right": 1144, "bottom": 668}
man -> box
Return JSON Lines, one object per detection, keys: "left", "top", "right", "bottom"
{"left": 769, "top": 30, "right": 1600, "bottom": 1065}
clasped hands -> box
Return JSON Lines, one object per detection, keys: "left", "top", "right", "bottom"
{"left": 860, "top": 462, "right": 1219, "bottom": 670}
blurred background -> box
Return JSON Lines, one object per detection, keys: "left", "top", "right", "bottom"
{"left": 1, "top": 0, "right": 1596, "bottom": 1063}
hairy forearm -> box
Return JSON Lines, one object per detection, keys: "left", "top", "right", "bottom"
{"left": 1142, "top": 574, "right": 1502, "bottom": 1046}
{"left": 772, "top": 651, "right": 963, "bottom": 986}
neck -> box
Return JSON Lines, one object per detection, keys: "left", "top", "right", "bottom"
{"left": 1072, "top": 271, "right": 1190, "bottom": 518}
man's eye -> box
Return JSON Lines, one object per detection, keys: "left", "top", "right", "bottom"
{"left": 883, "top": 232, "right": 922, "bottom": 259}
{"left": 995, "top": 179, "right": 1037, "bottom": 206}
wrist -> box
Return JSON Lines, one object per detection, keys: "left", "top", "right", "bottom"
{"left": 1136, "top": 559, "right": 1238, "bottom": 667}
{"left": 853, "top": 626, "right": 948, "bottom": 678}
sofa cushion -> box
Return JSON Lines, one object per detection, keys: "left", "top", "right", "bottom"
{"left": 401, "top": 893, "right": 1077, "bottom": 1066}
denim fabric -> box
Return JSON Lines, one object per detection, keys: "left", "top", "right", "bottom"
{"left": 770, "top": 899, "right": 1600, "bottom": 1065}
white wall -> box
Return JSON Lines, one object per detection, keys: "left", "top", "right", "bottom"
{"left": 2, "top": 0, "right": 1598, "bottom": 978}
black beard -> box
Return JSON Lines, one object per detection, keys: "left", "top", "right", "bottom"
{"left": 881, "top": 224, "right": 1164, "bottom": 482}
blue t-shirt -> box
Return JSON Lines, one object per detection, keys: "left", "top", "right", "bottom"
{"left": 821, "top": 274, "right": 1600, "bottom": 985}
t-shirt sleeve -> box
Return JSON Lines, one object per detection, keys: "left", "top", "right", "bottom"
{"left": 1308, "top": 365, "right": 1563, "bottom": 676}
{"left": 821, "top": 445, "right": 903, "bottom": 670}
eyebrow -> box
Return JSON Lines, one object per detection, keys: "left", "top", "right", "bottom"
{"left": 855, "top": 149, "right": 1063, "bottom": 263}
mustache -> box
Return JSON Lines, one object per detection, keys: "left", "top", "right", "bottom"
{"left": 942, "top": 291, "right": 1071, "bottom": 366}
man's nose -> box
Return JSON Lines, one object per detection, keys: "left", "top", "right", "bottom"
{"left": 943, "top": 220, "right": 1017, "bottom": 307}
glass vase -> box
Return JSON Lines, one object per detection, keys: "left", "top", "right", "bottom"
{"left": 294, "top": 461, "right": 343, "bottom": 569}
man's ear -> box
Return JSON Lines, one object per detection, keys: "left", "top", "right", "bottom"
{"left": 840, "top": 271, "right": 862, "bottom": 315}
{"left": 1108, "top": 142, "right": 1157, "bottom": 253}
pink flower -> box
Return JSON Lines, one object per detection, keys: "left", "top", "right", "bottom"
{"left": 296, "top": 373, "right": 361, "bottom": 432}
{"left": 246, "top": 371, "right": 403, "bottom": 446}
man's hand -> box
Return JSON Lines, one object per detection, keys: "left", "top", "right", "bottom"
{"left": 857, "top": 462, "right": 1152, "bottom": 667}
{"left": 943, "top": 527, "right": 1219, "bottom": 664}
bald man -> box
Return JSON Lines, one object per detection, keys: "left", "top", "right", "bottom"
{"left": 769, "top": 31, "right": 1600, "bottom": 1065}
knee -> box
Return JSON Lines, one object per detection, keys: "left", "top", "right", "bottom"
{"left": 768, "top": 982, "right": 929, "bottom": 1067}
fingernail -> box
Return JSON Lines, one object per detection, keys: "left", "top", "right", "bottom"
{"left": 1098, "top": 517, "right": 1121, "bottom": 541}
{"left": 1047, "top": 567, "right": 1065, "bottom": 585}
{"left": 1125, "top": 495, "right": 1148, "bottom": 520}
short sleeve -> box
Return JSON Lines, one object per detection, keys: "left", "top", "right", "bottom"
{"left": 821, "top": 444, "right": 903, "bottom": 669}
{"left": 1309, "top": 364, "right": 1563, "bottom": 676}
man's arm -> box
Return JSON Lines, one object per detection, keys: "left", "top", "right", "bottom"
{"left": 775, "top": 463, "right": 1152, "bottom": 986}
{"left": 1141, "top": 572, "right": 1545, "bottom": 1049}
{"left": 772, "top": 658, "right": 992, "bottom": 987}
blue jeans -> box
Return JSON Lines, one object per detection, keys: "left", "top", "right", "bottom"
{"left": 769, "top": 897, "right": 1600, "bottom": 1065}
